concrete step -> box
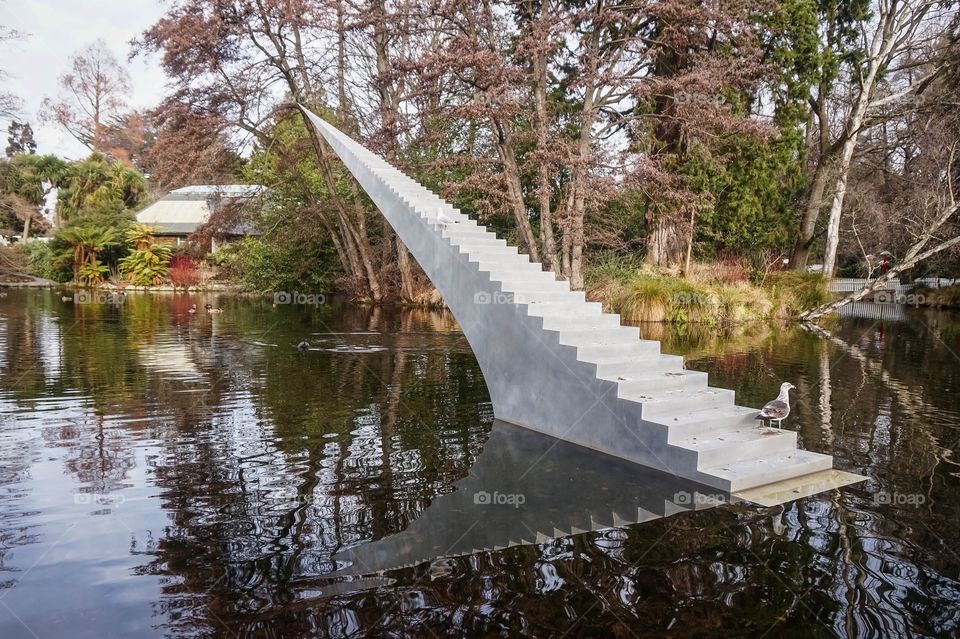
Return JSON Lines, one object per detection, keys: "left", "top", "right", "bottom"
{"left": 574, "top": 340, "right": 660, "bottom": 362}
{"left": 524, "top": 300, "right": 605, "bottom": 318}
{"left": 611, "top": 369, "right": 709, "bottom": 394}
{"left": 626, "top": 387, "right": 736, "bottom": 418}
{"left": 653, "top": 405, "right": 759, "bottom": 443}
{"left": 540, "top": 314, "right": 623, "bottom": 332}
{"left": 439, "top": 225, "right": 492, "bottom": 237}
{"left": 593, "top": 354, "right": 683, "bottom": 377}
{"left": 498, "top": 286, "right": 586, "bottom": 304}
{"left": 486, "top": 273, "right": 565, "bottom": 293}
{"left": 672, "top": 426, "right": 798, "bottom": 469}
{"left": 461, "top": 244, "right": 521, "bottom": 257}
{"left": 466, "top": 255, "right": 533, "bottom": 271}
{"left": 476, "top": 259, "right": 545, "bottom": 274}
{"left": 446, "top": 233, "right": 506, "bottom": 246}
{"left": 555, "top": 325, "right": 641, "bottom": 346}
{"left": 699, "top": 449, "right": 834, "bottom": 492}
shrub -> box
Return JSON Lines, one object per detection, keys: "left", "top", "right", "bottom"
{"left": 168, "top": 254, "right": 200, "bottom": 288}
{"left": 763, "top": 271, "right": 830, "bottom": 316}
{"left": 118, "top": 224, "right": 171, "bottom": 286}
{"left": 211, "top": 236, "right": 332, "bottom": 293}
{"left": 585, "top": 261, "right": 825, "bottom": 324}
{"left": 19, "top": 240, "right": 71, "bottom": 282}
{"left": 53, "top": 223, "right": 124, "bottom": 285}
{"left": 917, "top": 285, "right": 960, "bottom": 309}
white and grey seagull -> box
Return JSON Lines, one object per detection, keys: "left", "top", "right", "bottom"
{"left": 755, "top": 382, "right": 795, "bottom": 429}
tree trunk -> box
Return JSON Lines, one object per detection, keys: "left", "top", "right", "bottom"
{"left": 791, "top": 156, "right": 832, "bottom": 268}
{"left": 396, "top": 236, "right": 416, "bottom": 301}
{"left": 495, "top": 130, "right": 540, "bottom": 262}
{"left": 822, "top": 126, "right": 862, "bottom": 276}
{"left": 820, "top": 2, "right": 911, "bottom": 276}
{"left": 560, "top": 192, "right": 572, "bottom": 279}
{"left": 645, "top": 215, "right": 686, "bottom": 267}
{"left": 22, "top": 214, "right": 31, "bottom": 242}
{"left": 532, "top": 45, "right": 557, "bottom": 273}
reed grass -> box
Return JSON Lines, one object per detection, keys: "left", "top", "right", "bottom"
{"left": 585, "top": 258, "right": 829, "bottom": 324}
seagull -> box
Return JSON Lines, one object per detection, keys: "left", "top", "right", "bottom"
{"left": 756, "top": 382, "right": 795, "bottom": 428}
{"left": 436, "top": 207, "right": 457, "bottom": 228}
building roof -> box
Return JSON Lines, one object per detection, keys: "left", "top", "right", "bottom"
{"left": 135, "top": 184, "right": 265, "bottom": 236}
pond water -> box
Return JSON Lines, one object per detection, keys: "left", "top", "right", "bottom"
{"left": 0, "top": 289, "right": 958, "bottom": 638}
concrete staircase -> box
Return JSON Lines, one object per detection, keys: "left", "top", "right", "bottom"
{"left": 302, "top": 107, "right": 840, "bottom": 495}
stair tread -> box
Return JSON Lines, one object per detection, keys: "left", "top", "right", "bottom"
{"left": 651, "top": 404, "right": 757, "bottom": 426}
{"left": 701, "top": 449, "right": 831, "bottom": 479}
{"left": 673, "top": 426, "right": 793, "bottom": 452}
{"left": 603, "top": 369, "right": 703, "bottom": 382}
{"left": 624, "top": 386, "right": 733, "bottom": 402}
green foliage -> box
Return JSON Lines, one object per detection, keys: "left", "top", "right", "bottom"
{"left": 52, "top": 211, "right": 131, "bottom": 285}
{"left": 118, "top": 224, "right": 171, "bottom": 285}
{"left": 0, "top": 154, "right": 67, "bottom": 234}
{"left": 76, "top": 259, "right": 111, "bottom": 285}
{"left": 212, "top": 236, "right": 333, "bottom": 293}
{"left": 40, "top": 154, "right": 149, "bottom": 284}
{"left": 56, "top": 153, "right": 147, "bottom": 221}
{"left": 235, "top": 112, "right": 353, "bottom": 292}
{"left": 584, "top": 251, "right": 645, "bottom": 285}
{"left": 683, "top": 135, "right": 804, "bottom": 255}
{"left": 763, "top": 270, "right": 831, "bottom": 310}
{"left": 20, "top": 240, "right": 70, "bottom": 282}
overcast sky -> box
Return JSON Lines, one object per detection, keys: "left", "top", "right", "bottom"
{"left": 1, "top": 0, "right": 168, "bottom": 159}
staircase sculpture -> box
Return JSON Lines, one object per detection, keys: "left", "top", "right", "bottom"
{"left": 302, "top": 107, "right": 862, "bottom": 496}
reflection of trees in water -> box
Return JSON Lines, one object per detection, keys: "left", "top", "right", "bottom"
{"left": 0, "top": 417, "right": 44, "bottom": 589}
{"left": 41, "top": 415, "right": 137, "bottom": 495}
{"left": 136, "top": 304, "right": 492, "bottom": 634}
{"left": 644, "top": 316, "right": 960, "bottom": 638}
{"left": 3, "top": 292, "right": 959, "bottom": 636}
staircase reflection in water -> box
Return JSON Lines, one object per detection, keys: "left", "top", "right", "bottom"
{"left": 324, "top": 420, "right": 728, "bottom": 591}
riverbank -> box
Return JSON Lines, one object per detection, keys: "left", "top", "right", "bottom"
{"left": 6, "top": 262, "right": 832, "bottom": 324}
{"left": 914, "top": 285, "right": 960, "bottom": 310}
{"left": 586, "top": 262, "right": 831, "bottom": 325}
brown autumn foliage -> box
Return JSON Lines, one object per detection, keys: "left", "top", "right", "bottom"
{"left": 116, "top": 0, "right": 959, "bottom": 304}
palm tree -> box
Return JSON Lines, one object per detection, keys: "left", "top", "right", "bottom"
{"left": 55, "top": 224, "right": 121, "bottom": 285}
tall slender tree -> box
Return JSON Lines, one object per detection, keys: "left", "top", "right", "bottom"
{"left": 41, "top": 40, "right": 132, "bottom": 153}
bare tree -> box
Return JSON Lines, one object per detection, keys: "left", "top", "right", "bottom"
{"left": 803, "top": 131, "right": 960, "bottom": 319}
{"left": 41, "top": 39, "right": 131, "bottom": 152}
{"left": 793, "top": 0, "right": 950, "bottom": 273}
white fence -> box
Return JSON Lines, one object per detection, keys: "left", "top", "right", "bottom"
{"left": 836, "top": 301, "right": 908, "bottom": 322}
{"left": 827, "top": 278, "right": 908, "bottom": 293}
{"left": 912, "top": 277, "right": 959, "bottom": 290}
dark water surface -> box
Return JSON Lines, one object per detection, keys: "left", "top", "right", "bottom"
{"left": 0, "top": 289, "right": 957, "bottom": 638}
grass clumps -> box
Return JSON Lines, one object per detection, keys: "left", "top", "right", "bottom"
{"left": 915, "top": 285, "right": 960, "bottom": 309}
{"left": 585, "top": 254, "right": 828, "bottom": 324}
{"left": 762, "top": 270, "right": 831, "bottom": 315}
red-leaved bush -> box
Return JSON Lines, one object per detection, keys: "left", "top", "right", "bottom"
{"left": 168, "top": 254, "right": 200, "bottom": 288}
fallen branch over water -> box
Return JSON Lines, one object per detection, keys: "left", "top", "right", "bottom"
{"left": 802, "top": 195, "right": 960, "bottom": 322}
